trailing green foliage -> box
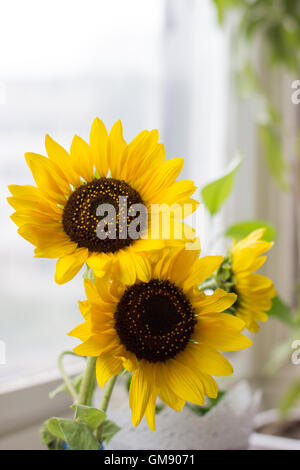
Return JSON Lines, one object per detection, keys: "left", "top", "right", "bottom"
{"left": 225, "top": 219, "right": 277, "bottom": 242}
{"left": 212, "top": 0, "right": 299, "bottom": 189}
{"left": 201, "top": 154, "right": 242, "bottom": 215}
{"left": 213, "top": 0, "right": 300, "bottom": 72}
{"left": 267, "top": 296, "right": 294, "bottom": 326}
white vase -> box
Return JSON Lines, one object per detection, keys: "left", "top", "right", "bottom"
{"left": 107, "top": 381, "right": 260, "bottom": 450}
{"left": 249, "top": 409, "right": 300, "bottom": 450}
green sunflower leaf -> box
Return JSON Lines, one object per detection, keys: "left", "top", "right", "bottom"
{"left": 40, "top": 421, "right": 63, "bottom": 450}
{"left": 100, "top": 420, "right": 121, "bottom": 445}
{"left": 259, "top": 124, "right": 289, "bottom": 191}
{"left": 72, "top": 404, "right": 106, "bottom": 430}
{"left": 225, "top": 219, "right": 277, "bottom": 242}
{"left": 47, "top": 418, "right": 65, "bottom": 441}
{"left": 267, "top": 296, "right": 293, "bottom": 326}
{"left": 201, "top": 153, "right": 242, "bottom": 216}
{"left": 49, "top": 418, "right": 100, "bottom": 450}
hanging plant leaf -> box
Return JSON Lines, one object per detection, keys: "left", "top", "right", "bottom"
{"left": 201, "top": 153, "right": 242, "bottom": 215}
{"left": 225, "top": 219, "right": 277, "bottom": 242}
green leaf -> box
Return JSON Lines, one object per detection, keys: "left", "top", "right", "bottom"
{"left": 279, "top": 379, "right": 300, "bottom": 417}
{"left": 72, "top": 404, "right": 106, "bottom": 430}
{"left": 201, "top": 154, "right": 242, "bottom": 215}
{"left": 212, "top": 0, "right": 234, "bottom": 24}
{"left": 47, "top": 418, "right": 65, "bottom": 441}
{"left": 267, "top": 296, "right": 293, "bottom": 326}
{"left": 225, "top": 219, "right": 277, "bottom": 242}
{"left": 47, "top": 417, "right": 100, "bottom": 450}
{"left": 259, "top": 124, "right": 289, "bottom": 191}
{"left": 59, "top": 419, "right": 100, "bottom": 450}
{"left": 101, "top": 420, "right": 121, "bottom": 445}
{"left": 40, "top": 421, "right": 64, "bottom": 450}
{"left": 40, "top": 422, "right": 54, "bottom": 446}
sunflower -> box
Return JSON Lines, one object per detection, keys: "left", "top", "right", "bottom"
{"left": 8, "top": 119, "right": 198, "bottom": 284}
{"left": 230, "top": 228, "right": 276, "bottom": 332}
{"left": 69, "top": 247, "right": 252, "bottom": 431}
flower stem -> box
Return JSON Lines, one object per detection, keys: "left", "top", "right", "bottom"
{"left": 77, "top": 357, "right": 97, "bottom": 405}
{"left": 57, "top": 351, "right": 78, "bottom": 403}
{"left": 100, "top": 375, "right": 118, "bottom": 413}
{"left": 199, "top": 277, "right": 218, "bottom": 292}
{"left": 96, "top": 375, "right": 118, "bottom": 442}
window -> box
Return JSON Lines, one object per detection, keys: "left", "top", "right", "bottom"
{"left": 1, "top": 0, "right": 228, "bottom": 387}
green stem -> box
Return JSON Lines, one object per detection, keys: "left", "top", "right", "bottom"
{"left": 77, "top": 357, "right": 97, "bottom": 405}
{"left": 199, "top": 277, "right": 218, "bottom": 292}
{"left": 100, "top": 375, "right": 118, "bottom": 413}
{"left": 96, "top": 375, "right": 118, "bottom": 442}
{"left": 57, "top": 351, "right": 78, "bottom": 403}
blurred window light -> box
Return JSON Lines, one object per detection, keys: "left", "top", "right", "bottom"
{"left": 1, "top": 0, "right": 228, "bottom": 386}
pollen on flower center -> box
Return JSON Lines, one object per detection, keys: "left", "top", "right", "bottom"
{"left": 62, "top": 178, "right": 144, "bottom": 253}
{"left": 114, "top": 279, "right": 196, "bottom": 362}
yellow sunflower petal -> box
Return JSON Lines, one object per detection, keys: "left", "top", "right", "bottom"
{"left": 152, "top": 180, "right": 198, "bottom": 206}
{"left": 55, "top": 248, "right": 88, "bottom": 284}
{"left": 124, "top": 130, "right": 160, "bottom": 182}
{"left": 165, "top": 359, "right": 205, "bottom": 406}
{"left": 187, "top": 342, "right": 233, "bottom": 377}
{"left": 25, "top": 152, "right": 71, "bottom": 204}
{"left": 108, "top": 120, "right": 127, "bottom": 179}
{"left": 116, "top": 348, "right": 139, "bottom": 372}
{"left": 156, "top": 363, "right": 185, "bottom": 411}
{"left": 194, "top": 315, "right": 252, "bottom": 351}
{"left": 45, "top": 134, "right": 81, "bottom": 187}
{"left": 129, "top": 365, "right": 152, "bottom": 428}
{"left": 8, "top": 184, "right": 62, "bottom": 215}
{"left": 70, "top": 135, "right": 94, "bottom": 182}
{"left": 86, "top": 254, "right": 112, "bottom": 278}
{"left": 89, "top": 117, "right": 109, "bottom": 177}
{"left": 130, "top": 252, "right": 152, "bottom": 283}
{"left": 78, "top": 300, "right": 91, "bottom": 319}
{"left": 68, "top": 322, "right": 91, "bottom": 341}
{"left": 141, "top": 158, "right": 184, "bottom": 199}
{"left": 183, "top": 256, "right": 224, "bottom": 291}
{"left": 34, "top": 243, "right": 77, "bottom": 259}
{"left": 83, "top": 278, "right": 99, "bottom": 301}
{"left": 193, "top": 289, "right": 237, "bottom": 314}
{"left": 73, "top": 336, "right": 103, "bottom": 356}
{"left": 175, "top": 347, "right": 218, "bottom": 398}
{"left": 18, "top": 223, "right": 69, "bottom": 248}
{"left": 117, "top": 251, "right": 138, "bottom": 285}
{"left": 10, "top": 211, "right": 60, "bottom": 228}
{"left": 145, "top": 388, "right": 157, "bottom": 432}
{"left": 96, "top": 353, "right": 122, "bottom": 388}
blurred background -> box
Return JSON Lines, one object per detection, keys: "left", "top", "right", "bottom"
{"left": 1, "top": 0, "right": 300, "bottom": 423}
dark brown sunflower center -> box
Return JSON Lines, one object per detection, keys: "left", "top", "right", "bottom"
{"left": 114, "top": 279, "right": 196, "bottom": 363}
{"left": 62, "top": 178, "right": 144, "bottom": 253}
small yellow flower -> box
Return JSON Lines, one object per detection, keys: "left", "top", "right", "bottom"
{"left": 7, "top": 118, "right": 198, "bottom": 284}
{"left": 231, "top": 228, "right": 276, "bottom": 332}
{"left": 69, "top": 247, "right": 252, "bottom": 431}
